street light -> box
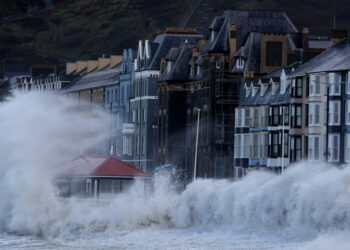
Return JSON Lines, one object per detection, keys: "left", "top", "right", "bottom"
{"left": 193, "top": 107, "right": 200, "bottom": 181}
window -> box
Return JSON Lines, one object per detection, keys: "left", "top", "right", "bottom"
{"left": 236, "top": 57, "right": 244, "bottom": 69}
{"left": 345, "top": 134, "right": 350, "bottom": 162}
{"left": 123, "top": 136, "right": 132, "bottom": 155}
{"left": 271, "top": 133, "right": 280, "bottom": 158}
{"left": 143, "top": 108, "right": 146, "bottom": 122}
{"left": 260, "top": 133, "right": 269, "bottom": 158}
{"left": 308, "top": 135, "right": 321, "bottom": 161}
{"left": 328, "top": 134, "right": 340, "bottom": 162}
{"left": 347, "top": 71, "right": 350, "bottom": 94}
{"left": 346, "top": 101, "right": 350, "bottom": 125}
{"left": 244, "top": 108, "right": 251, "bottom": 127}
{"left": 234, "top": 167, "right": 243, "bottom": 180}
{"left": 132, "top": 110, "right": 136, "bottom": 123}
{"left": 282, "top": 106, "right": 289, "bottom": 125}
{"left": 292, "top": 77, "right": 303, "bottom": 97}
{"left": 329, "top": 101, "right": 340, "bottom": 125}
{"left": 235, "top": 109, "right": 241, "bottom": 127}
{"left": 235, "top": 134, "right": 250, "bottom": 158}
{"left": 290, "top": 136, "right": 302, "bottom": 162}
{"left": 253, "top": 108, "right": 259, "bottom": 127}
{"left": 211, "top": 30, "right": 216, "bottom": 42}
{"left": 328, "top": 73, "right": 341, "bottom": 96}
{"left": 291, "top": 105, "right": 302, "bottom": 128}
{"left": 309, "top": 103, "right": 321, "bottom": 126}
{"left": 270, "top": 106, "right": 280, "bottom": 126}
{"left": 309, "top": 75, "right": 321, "bottom": 96}
{"left": 251, "top": 134, "right": 259, "bottom": 158}
{"left": 243, "top": 134, "right": 250, "bottom": 158}
{"left": 260, "top": 107, "right": 268, "bottom": 127}
{"left": 266, "top": 41, "right": 282, "bottom": 67}
{"left": 234, "top": 134, "right": 242, "bottom": 158}
{"left": 282, "top": 133, "right": 288, "bottom": 157}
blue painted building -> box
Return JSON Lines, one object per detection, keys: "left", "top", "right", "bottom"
{"left": 104, "top": 49, "right": 135, "bottom": 160}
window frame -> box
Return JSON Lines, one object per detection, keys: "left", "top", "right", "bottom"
{"left": 328, "top": 133, "right": 340, "bottom": 162}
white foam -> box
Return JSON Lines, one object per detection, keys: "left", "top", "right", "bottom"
{"left": 0, "top": 93, "right": 350, "bottom": 249}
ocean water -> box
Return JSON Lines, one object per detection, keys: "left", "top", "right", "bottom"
{"left": 1, "top": 93, "right": 350, "bottom": 250}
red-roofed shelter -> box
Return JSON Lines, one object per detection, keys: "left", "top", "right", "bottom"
{"left": 56, "top": 156, "right": 149, "bottom": 198}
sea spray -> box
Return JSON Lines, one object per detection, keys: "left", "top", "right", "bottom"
{"left": 1, "top": 93, "right": 350, "bottom": 243}
{"left": 0, "top": 92, "right": 110, "bottom": 236}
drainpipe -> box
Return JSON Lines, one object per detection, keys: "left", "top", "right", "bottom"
{"left": 193, "top": 108, "right": 200, "bottom": 181}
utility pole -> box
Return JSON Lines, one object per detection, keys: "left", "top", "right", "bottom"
{"left": 193, "top": 108, "right": 200, "bottom": 181}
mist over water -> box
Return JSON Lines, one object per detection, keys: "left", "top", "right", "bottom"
{"left": 0, "top": 92, "right": 350, "bottom": 249}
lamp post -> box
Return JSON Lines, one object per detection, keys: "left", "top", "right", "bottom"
{"left": 281, "top": 106, "right": 285, "bottom": 173}
{"left": 193, "top": 108, "right": 200, "bottom": 181}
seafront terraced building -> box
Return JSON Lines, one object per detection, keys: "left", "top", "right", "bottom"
{"left": 234, "top": 37, "right": 350, "bottom": 177}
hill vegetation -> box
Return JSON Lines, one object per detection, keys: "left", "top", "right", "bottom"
{"left": 0, "top": 0, "right": 349, "bottom": 64}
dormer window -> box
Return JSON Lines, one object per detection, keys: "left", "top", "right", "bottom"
{"left": 197, "top": 65, "right": 201, "bottom": 76}
{"left": 272, "top": 82, "right": 280, "bottom": 95}
{"left": 236, "top": 57, "right": 245, "bottom": 69}
{"left": 260, "top": 84, "right": 268, "bottom": 96}
{"left": 245, "top": 86, "right": 251, "bottom": 97}
{"left": 252, "top": 87, "right": 258, "bottom": 97}
{"left": 211, "top": 30, "right": 216, "bottom": 42}
{"left": 167, "top": 61, "right": 172, "bottom": 73}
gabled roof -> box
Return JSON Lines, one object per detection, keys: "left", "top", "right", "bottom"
{"left": 205, "top": 10, "right": 298, "bottom": 54}
{"left": 160, "top": 44, "right": 195, "bottom": 82}
{"left": 145, "top": 33, "right": 202, "bottom": 70}
{"left": 227, "top": 10, "right": 298, "bottom": 48}
{"left": 289, "top": 39, "right": 350, "bottom": 77}
{"left": 239, "top": 62, "right": 301, "bottom": 106}
{"left": 59, "top": 156, "right": 149, "bottom": 177}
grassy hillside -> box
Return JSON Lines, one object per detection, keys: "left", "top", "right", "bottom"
{"left": 0, "top": 0, "right": 349, "bottom": 64}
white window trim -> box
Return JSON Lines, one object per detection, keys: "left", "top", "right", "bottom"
{"left": 309, "top": 74, "right": 321, "bottom": 96}
{"left": 328, "top": 100, "right": 341, "bottom": 126}
{"left": 308, "top": 135, "right": 321, "bottom": 161}
{"left": 309, "top": 102, "right": 321, "bottom": 126}
{"left": 328, "top": 72, "right": 341, "bottom": 96}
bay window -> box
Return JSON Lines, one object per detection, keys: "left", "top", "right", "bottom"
{"left": 309, "top": 102, "right": 321, "bottom": 126}
{"left": 328, "top": 73, "right": 341, "bottom": 96}
{"left": 309, "top": 74, "right": 321, "bottom": 96}
{"left": 328, "top": 101, "right": 340, "bottom": 125}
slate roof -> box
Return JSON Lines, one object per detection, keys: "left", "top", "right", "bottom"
{"left": 61, "top": 64, "right": 122, "bottom": 93}
{"left": 239, "top": 62, "right": 302, "bottom": 107}
{"left": 209, "top": 16, "right": 225, "bottom": 31}
{"left": 59, "top": 156, "right": 149, "bottom": 177}
{"left": 261, "top": 61, "right": 301, "bottom": 79}
{"left": 289, "top": 39, "right": 350, "bottom": 77}
{"left": 146, "top": 33, "right": 203, "bottom": 70}
{"left": 204, "top": 10, "right": 298, "bottom": 54}
{"left": 240, "top": 83, "right": 291, "bottom": 107}
{"left": 160, "top": 44, "right": 195, "bottom": 82}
